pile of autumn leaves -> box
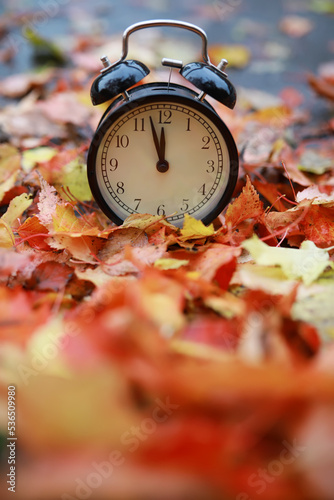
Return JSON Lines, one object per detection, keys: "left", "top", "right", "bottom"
{"left": 1, "top": 142, "right": 334, "bottom": 498}
{"left": 1, "top": 70, "right": 334, "bottom": 499}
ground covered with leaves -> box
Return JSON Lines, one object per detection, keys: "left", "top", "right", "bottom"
{"left": 1, "top": 6, "right": 334, "bottom": 500}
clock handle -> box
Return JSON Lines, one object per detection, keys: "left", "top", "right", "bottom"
{"left": 119, "top": 19, "right": 211, "bottom": 66}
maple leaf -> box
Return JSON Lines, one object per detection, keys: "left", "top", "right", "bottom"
{"left": 225, "top": 176, "right": 263, "bottom": 228}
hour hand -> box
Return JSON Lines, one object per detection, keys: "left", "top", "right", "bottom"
{"left": 160, "top": 127, "right": 166, "bottom": 161}
{"left": 149, "top": 116, "right": 162, "bottom": 161}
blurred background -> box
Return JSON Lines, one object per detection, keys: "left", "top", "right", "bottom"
{"left": 1, "top": 0, "right": 333, "bottom": 97}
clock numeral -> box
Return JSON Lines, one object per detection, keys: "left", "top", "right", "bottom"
{"left": 158, "top": 110, "right": 172, "bottom": 124}
{"left": 116, "top": 135, "right": 129, "bottom": 148}
{"left": 206, "top": 160, "right": 215, "bottom": 173}
{"left": 134, "top": 198, "right": 141, "bottom": 211}
{"left": 109, "top": 158, "right": 118, "bottom": 171}
{"left": 116, "top": 181, "right": 125, "bottom": 194}
{"left": 157, "top": 204, "right": 166, "bottom": 216}
{"left": 198, "top": 183, "right": 206, "bottom": 196}
{"left": 181, "top": 199, "right": 189, "bottom": 211}
{"left": 186, "top": 118, "right": 191, "bottom": 131}
{"left": 134, "top": 118, "right": 145, "bottom": 132}
{"left": 201, "top": 136, "right": 210, "bottom": 149}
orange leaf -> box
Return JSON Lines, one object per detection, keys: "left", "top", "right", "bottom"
{"left": 300, "top": 204, "right": 334, "bottom": 247}
{"left": 225, "top": 176, "right": 263, "bottom": 228}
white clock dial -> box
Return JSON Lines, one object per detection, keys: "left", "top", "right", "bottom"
{"left": 94, "top": 101, "right": 232, "bottom": 227}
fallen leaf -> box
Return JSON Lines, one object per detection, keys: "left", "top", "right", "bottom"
{"left": 0, "top": 193, "right": 32, "bottom": 248}
{"left": 37, "top": 175, "right": 62, "bottom": 227}
{"left": 179, "top": 214, "right": 215, "bottom": 241}
{"left": 0, "top": 144, "right": 21, "bottom": 202}
{"left": 25, "top": 27, "right": 66, "bottom": 64}
{"left": 209, "top": 44, "right": 251, "bottom": 69}
{"left": 22, "top": 147, "right": 58, "bottom": 172}
{"left": 225, "top": 177, "right": 263, "bottom": 228}
{"left": 154, "top": 258, "right": 189, "bottom": 270}
{"left": 243, "top": 235, "right": 332, "bottom": 285}
{"left": 298, "top": 149, "right": 333, "bottom": 175}
{"left": 25, "top": 261, "right": 73, "bottom": 292}
{"left": 309, "top": 0, "right": 334, "bottom": 14}
{"left": 17, "top": 216, "right": 51, "bottom": 251}
{"left": 0, "top": 69, "right": 54, "bottom": 98}
{"left": 37, "top": 91, "right": 92, "bottom": 126}
{"left": 279, "top": 16, "right": 314, "bottom": 38}
{"left": 308, "top": 73, "right": 334, "bottom": 103}
{"left": 60, "top": 157, "right": 92, "bottom": 202}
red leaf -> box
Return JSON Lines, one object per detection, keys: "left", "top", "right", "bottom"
{"left": 213, "top": 256, "right": 237, "bottom": 290}
{"left": 17, "top": 216, "right": 51, "bottom": 251}
{"left": 181, "top": 317, "right": 239, "bottom": 351}
{"left": 0, "top": 186, "right": 29, "bottom": 207}
{"left": 25, "top": 261, "right": 73, "bottom": 292}
{"left": 299, "top": 205, "right": 334, "bottom": 247}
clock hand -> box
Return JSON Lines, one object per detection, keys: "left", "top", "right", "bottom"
{"left": 149, "top": 116, "right": 163, "bottom": 161}
{"left": 149, "top": 116, "right": 169, "bottom": 173}
{"left": 160, "top": 127, "right": 166, "bottom": 161}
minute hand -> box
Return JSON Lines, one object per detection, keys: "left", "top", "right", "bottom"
{"left": 149, "top": 117, "right": 163, "bottom": 161}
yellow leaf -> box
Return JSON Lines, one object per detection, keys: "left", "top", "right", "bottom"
{"left": 242, "top": 235, "right": 332, "bottom": 285}
{"left": 123, "top": 213, "right": 176, "bottom": 231}
{"left": 52, "top": 204, "right": 98, "bottom": 235}
{"left": 0, "top": 144, "right": 21, "bottom": 202}
{"left": 0, "top": 221, "right": 14, "bottom": 248}
{"left": 141, "top": 292, "right": 185, "bottom": 335}
{"left": 154, "top": 258, "right": 189, "bottom": 270}
{"left": 22, "top": 147, "right": 57, "bottom": 172}
{"left": 179, "top": 214, "right": 215, "bottom": 241}
{"left": 209, "top": 44, "right": 251, "bottom": 69}
{"left": 0, "top": 144, "right": 21, "bottom": 181}
{"left": 171, "top": 339, "right": 230, "bottom": 362}
{"left": 3, "top": 193, "right": 32, "bottom": 226}
{"left": 0, "top": 193, "right": 32, "bottom": 248}
{"left": 62, "top": 158, "right": 92, "bottom": 202}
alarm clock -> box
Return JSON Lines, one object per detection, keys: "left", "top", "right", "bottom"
{"left": 87, "top": 20, "right": 239, "bottom": 227}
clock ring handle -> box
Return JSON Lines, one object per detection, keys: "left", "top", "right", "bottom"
{"left": 119, "top": 19, "right": 211, "bottom": 66}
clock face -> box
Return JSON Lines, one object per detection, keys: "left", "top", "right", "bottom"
{"left": 88, "top": 93, "right": 238, "bottom": 227}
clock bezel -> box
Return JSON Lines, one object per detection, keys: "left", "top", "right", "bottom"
{"left": 87, "top": 82, "right": 239, "bottom": 226}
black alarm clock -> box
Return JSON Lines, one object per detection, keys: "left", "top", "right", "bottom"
{"left": 87, "top": 20, "right": 238, "bottom": 227}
